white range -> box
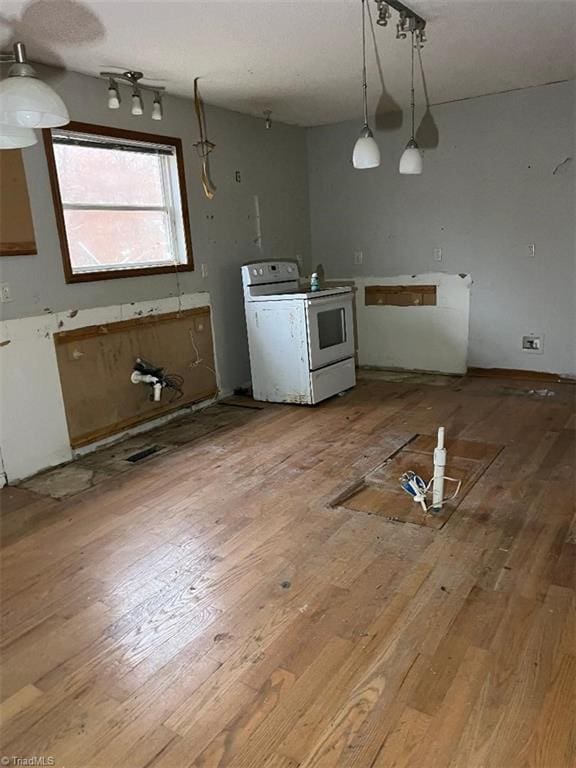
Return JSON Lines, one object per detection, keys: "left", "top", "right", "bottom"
{"left": 241, "top": 260, "right": 356, "bottom": 405}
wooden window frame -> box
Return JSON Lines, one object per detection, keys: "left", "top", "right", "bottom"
{"left": 43, "top": 121, "right": 194, "bottom": 283}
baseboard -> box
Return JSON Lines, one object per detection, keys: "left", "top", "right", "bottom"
{"left": 467, "top": 367, "right": 574, "bottom": 383}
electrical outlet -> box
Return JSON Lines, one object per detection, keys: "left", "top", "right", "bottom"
{"left": 200, "top": 263, "right": 208, "bottom": 278}
{"left": 434, "top": 247, "right": 443, "bottom": 262}
{"left": 522, "top": 334, "right": 543, "bottom": 354}
{"left": 295, "top": 254, "right": 302, "bottom": 267}
{"left": 354, "top": 251, "right": 363, "bottom": 265}
{"left": 527, "top": 243, "right": 536, "bottom": 258}
{"left": 0, "top": 283, "right": 12, "bottom": 303}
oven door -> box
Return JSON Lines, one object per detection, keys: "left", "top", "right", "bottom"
{"left": 306, "top": 294, "right": 355, "bottom": 370}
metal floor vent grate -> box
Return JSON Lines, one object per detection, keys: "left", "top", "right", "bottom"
{"left": 125, "top": 446, "right": 162, "bottom": 463}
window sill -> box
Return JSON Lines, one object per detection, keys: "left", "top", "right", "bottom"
{"left": 65, "top": 262, "right": 194, "bottom": 284}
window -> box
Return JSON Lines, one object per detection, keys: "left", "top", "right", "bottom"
{"left": 43, "top": 122, "right": 193, "bottom": 282}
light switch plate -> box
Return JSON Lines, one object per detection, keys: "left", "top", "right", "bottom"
{"left": 0, "top": 283, "right": 12, "bottom": 303}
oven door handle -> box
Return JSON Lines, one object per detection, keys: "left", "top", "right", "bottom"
{"left": 306, "top": 295, "right": 352, "bottom": 308}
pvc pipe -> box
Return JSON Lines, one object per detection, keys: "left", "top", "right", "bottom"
{"left": 131, "top": 370, "right": 163, "bottom": 402}
{"left": 432, "top": 426, "right": 446, "bottom": 510}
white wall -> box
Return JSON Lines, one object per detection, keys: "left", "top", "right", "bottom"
{"left": 308, "top": 81, "right": 576, "bottom": 377}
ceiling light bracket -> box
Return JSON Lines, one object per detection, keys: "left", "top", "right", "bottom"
{"left": 99, "top": 70, "right": 165, "bottom": 94}
{"left": 1, "top": 42, "right": 39, "bottom": 78}
{"left": 374, "top": 1, "right": 427, "bottom": 44}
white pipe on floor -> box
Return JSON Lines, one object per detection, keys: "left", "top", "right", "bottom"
{"left": 432, "top": 426, "right": 446, "bottom": 510}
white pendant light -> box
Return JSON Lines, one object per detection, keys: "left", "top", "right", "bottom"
{"left": 107, "top": 79, "right": 120, "bottom": 110}
{"left": 399, "top": 30, "right": 422, "bottom": 175}
{"left": 151, "top": 92, "right": 163, "bottom": 121}
{"left": 0, "top": 122, "right": 37, "bottom": 149}
{"left": 131, "top": 89, "right": 143, "bottom": 116}
{"left": 0, "top": 42, "right": 69, "bottom": 128}
{"left": 352, "top": 0, "right": 380, "bottom": 170}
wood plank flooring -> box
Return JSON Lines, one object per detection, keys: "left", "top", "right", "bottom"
{"left": 1, "top": 374, "right": 574, "bottom": 768}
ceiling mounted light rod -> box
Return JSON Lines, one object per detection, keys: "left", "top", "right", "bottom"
{"left": 100, "top": 70, "right": 165, "bottom": 119}
{"left": 100, "top": 70, "right": 164, "bottom": 94}
{"left": 352, "top": 0, "right": 380, "bottom": 169}
{"left": 399, "top": 30, "right": 423, "bottom": 175}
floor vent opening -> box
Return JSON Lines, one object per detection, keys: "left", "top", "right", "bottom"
{"left": 125, "top": 446, "right": 163, "bottom": 463}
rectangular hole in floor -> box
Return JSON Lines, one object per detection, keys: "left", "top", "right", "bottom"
{"left": 331, "top": 435, "right": 504, "bottom": 529}
{"left": 125, "top": 445, "right": 163, "bottom": 463}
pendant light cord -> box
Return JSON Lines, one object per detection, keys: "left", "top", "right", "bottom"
{"left": 410, "top": 29, "right": 415, "bottom": 139}
{"left": 361, "top": 0, "right": 368, "bottom": 127}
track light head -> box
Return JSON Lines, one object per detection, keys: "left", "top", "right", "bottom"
{"left": 131, "top": 89, "right": 143, "bottom": 116}
{"left": 151, "top": 92, "right": 163, "bottom": 121}
{"left": 107, "top": 79, "right": 120, "bottom": 109}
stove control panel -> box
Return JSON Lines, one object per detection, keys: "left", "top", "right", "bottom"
{"left": 242, "top": 261, "right": 300, "bottom": 286}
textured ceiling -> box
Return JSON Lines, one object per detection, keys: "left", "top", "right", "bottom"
{"left": 0, "top": 0, "right": 574, "bottom": 126}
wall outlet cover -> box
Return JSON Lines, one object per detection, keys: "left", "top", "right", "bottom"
{"left": 522, "top": 334, "right": 544, "bottom": 353}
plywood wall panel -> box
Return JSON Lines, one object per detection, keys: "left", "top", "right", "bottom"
{"left": 0, "top": 149, "right": 36, "bottom": 256}
{"left": 54, "top": 307, "right": 217, "bottom": 446}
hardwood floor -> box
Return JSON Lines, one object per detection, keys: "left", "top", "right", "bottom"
{"left": 1, "top": 374, "right": 574, "bottom": 768}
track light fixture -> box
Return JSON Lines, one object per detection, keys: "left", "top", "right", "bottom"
{"left": 349, "top": 1, "right": 427, "bottom": 175}
{"left": 100, "top": 70, "right": 165, "bottom": 120}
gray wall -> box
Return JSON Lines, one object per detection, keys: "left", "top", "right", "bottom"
{"left": 0, "top": 67, "right": 311, "bottom": 392}
{"left": 308, "top": 80, "right": 576, "bottom": 376}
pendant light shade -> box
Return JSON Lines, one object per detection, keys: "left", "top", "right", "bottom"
{"left": 399, "top": 138, "right": 422, "bottom": 174}
{"left": 0, "top": 43, "right": 69, "bottom": 128}
{"left": 352, "top": 0, "right": 380, "bottom": 170}
{"left": 399, "top": 31, "right": 422, "bottom": 175}
{"left": 0, "top": 122, "right": 37, "bottom": 149}
{"left": 353, "top": 127, "right": 381, "bottom": 169}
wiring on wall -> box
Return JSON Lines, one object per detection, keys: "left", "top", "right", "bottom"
{"left": 189, "top": 329, "right": 217, "bottom": 377}
{"left": 193, "top": 77, "right": 216, "bottom": 199}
